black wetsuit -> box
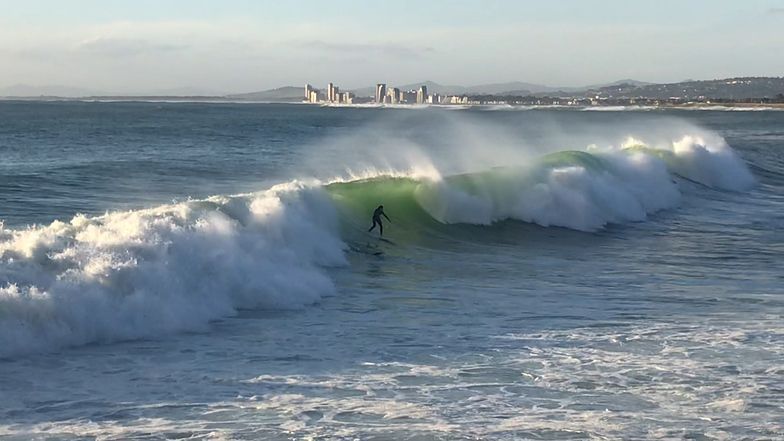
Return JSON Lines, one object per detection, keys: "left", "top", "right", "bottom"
{"left": 368, "top": 207, "right": 390, "bottom": 236}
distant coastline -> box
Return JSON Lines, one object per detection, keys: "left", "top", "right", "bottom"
{"left": 1, "top": 95, "right": 783, "bottom": 111}
{"left": 671, "top": 102, "right": 784, "bottom": 109}
{"left": 2, "top": 76, "right": 783, "bottom": 107}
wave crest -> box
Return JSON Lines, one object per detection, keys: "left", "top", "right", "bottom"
{"left": 0, "top": 184, "right": 346, "bottom": 358}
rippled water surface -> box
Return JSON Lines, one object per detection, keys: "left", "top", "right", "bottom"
{"left": 1, "top": 103, "right": 783, "bottom": 440}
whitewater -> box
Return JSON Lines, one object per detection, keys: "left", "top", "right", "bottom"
{"left": 1, "top": 102, "right": 782, "bottom": 440}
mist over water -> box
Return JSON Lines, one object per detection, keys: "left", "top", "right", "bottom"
{"left": 1, "top": 103, "right": 782, "bottom": 440}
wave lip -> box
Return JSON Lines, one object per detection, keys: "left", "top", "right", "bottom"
{"left": 623, "top": 135, "right": 756, "bottom": 191}
{"left": 0, "top": 183, "right": 346, "bottom": 359}
{"left": 328, "top": 132, "right": 755, "bottom": 234}
{"left": 327, "top": 149, "right": 681, "bottom": 233}
{"left": 420, "top": 150, "right": 681, "bottom": 231}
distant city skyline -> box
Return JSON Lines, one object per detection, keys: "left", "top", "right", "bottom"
{"left": 1, "top": 0, "right": 783, "bottom": 94}
{"left": 305, "top": 82, "right": 437, "bottom": 104}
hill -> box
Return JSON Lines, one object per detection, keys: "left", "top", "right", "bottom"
{"left": 346, "top": 79, "right": 656, "bottom": 97}
{"left": 590, "top": 77, "right": 784, "bottom": 100}
{"left": 226, "top": 86, "right": 303, "bottom": 102}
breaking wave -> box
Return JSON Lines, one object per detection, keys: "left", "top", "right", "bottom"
{"left": 0, "top": 135, "right": 755, "bottom": 358}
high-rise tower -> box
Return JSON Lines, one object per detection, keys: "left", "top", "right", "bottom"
{"left": 327, "top": 83, "right": 335, "bottom": 103}
{"left": 376, "top": 84, "right": 387, "bottom": 103}
{"left": 417, "top": 85, "right": 428, "bottom": 104}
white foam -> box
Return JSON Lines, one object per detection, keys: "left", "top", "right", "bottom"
{"left": 670, "top": 135, "right": 756, "bottom": 190}
{"left": 407, "top": 131, "right": 755, "bottom": 231}
{"left": 332, "top": 162, "right": 443, "bottom": 185}
{"left": 0, "top": 182, "right": 347, "bottom": 358}
{"left": 415, "top": 150, "right": 681, "bottom": 231}
{"left": 682, "top": 105, "right": 783, "bottom": 112}
{"left": 581, "top": 105, "right": 653, "bottom": 112}
{"left": 624, "top": 135, "right": 756, "bottom": 191}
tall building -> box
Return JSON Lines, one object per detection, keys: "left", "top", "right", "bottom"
{"left": 326, "top": 83, "right": 335, "bottom": 103}
{"left": 304, "top": 84, "right": 313, "bottom": 100}
{"left": 376, "top": 84, "right": 386, "bottom": 103}
{"left": 387, "top": 87, "right": 400, "bottom": 104}
{"left": 417, "top": 85, "right": 428, "bottom": 104}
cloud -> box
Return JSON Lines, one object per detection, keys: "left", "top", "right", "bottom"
{"left": 75, "top": 37, "right": 186, "bottom": 58}
{"left": 768, "top": 7, "right": 784, "bottom": 14}
{"left": 298, "top": 40, "right": 435, "bottom": 59}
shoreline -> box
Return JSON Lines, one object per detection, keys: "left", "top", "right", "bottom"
{"left": 1, "top": 96, "right": 783, "bottom": 110}
{"left": 668, "top": 102, "right": 784, "bottom": 109}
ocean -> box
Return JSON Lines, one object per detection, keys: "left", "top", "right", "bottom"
{"left": 1, "top": 102, "right": 782, "bottom": 440}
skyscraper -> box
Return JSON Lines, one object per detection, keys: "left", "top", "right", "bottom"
{"left": 376, "top": 84, "right": 386, "bottom": 103}
{"left": 327, "top": 83, "right": 335, "bottom": 103}
{"left": 417, "top": 85, "right": 428, "bottom": 104}
{"left": 388, "top": 87, "right": 400, "bottom": 104}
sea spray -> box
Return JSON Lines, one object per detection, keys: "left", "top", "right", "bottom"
{"left": 0, "top": 183, "right": 347, "bottom": 358}
{"left": 328, "top": 131, "right": 754, "bottom": 232}
{"left": 622, "top": 135, "right": 756, "bottom": 191}
{"left": 409, "top": 150, "right": 681, "bottom": 231}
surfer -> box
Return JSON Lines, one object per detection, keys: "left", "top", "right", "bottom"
{"left": 368, "top": 205, "right": 391, "bottom": 236}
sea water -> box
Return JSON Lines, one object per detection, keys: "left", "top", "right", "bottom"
{"left": 1, "top": 102, "right": 782, "bottom": 440}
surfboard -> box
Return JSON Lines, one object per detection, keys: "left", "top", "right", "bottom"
{"left": 365, "top": 232, "right": 396, "bottom": 245}
{"left": 349, "top": 243, "right": 384, "bottom": 256}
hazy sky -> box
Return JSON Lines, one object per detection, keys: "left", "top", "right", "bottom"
{"left": 1, "top": 0, "right": 783, "bottom": 94}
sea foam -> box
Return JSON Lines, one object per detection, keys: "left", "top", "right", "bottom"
{"left": 624, "top": 135, "right": 757, "bottom": 191}
{"left": 0, "top": 182, "right": 346, "bottom": 358}
{"left": 414, "top": 150, "right": 681, "bottom": 231}
{"left": 413, "top": 133, "right": 754, "bottom": 231}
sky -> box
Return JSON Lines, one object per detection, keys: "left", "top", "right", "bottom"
{"left": 1, "top": 0, "right": 783, "bottom": 94}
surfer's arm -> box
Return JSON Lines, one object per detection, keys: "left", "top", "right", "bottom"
{"left": 383, "top": 213, "right": 391, "bottom": 222}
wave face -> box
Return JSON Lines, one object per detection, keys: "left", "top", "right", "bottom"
{"left": 329, "top": 153, "right": 678, "bottom": 233}
{"left": 327, "top": 135, "right": 754, "bottom": 233}
{"left": 0, "top": 131, "right": 756, "bottom": 358}
{"left": 0, "top": 183, "right": 347, "bottom": 358}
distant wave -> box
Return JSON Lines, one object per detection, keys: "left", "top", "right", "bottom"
{"left": 678, "top": 105, "right": 784, "bottom": 112}
{"left": 581, "top": 106, "right": 657, "bottom": 112}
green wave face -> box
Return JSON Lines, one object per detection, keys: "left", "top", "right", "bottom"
{"left": 324, "top": 150, "right": 616, "bottom": 247}
{"left": 623, "top": 144, "right": 682, "bottom": 168}
{"left": 325, "top": 177, "right": 443, "bottom": 249}
{"left": 326, "top": 177, "right": 434, "bottom": 228}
